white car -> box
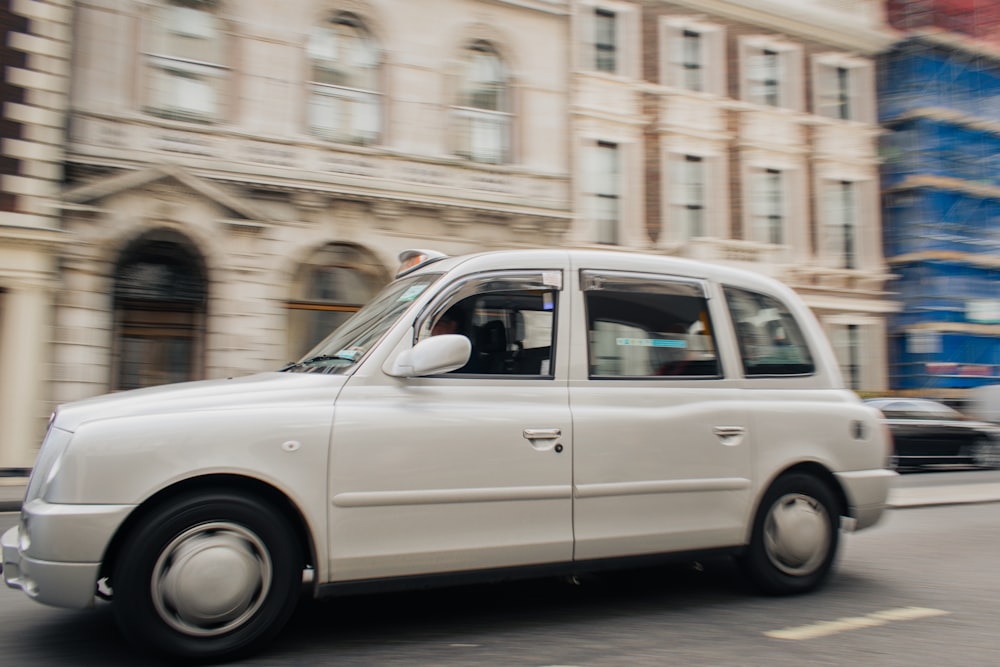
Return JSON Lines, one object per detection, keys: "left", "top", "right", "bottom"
{"left": 3, "top": 248, "right": 894, "bottom": 661}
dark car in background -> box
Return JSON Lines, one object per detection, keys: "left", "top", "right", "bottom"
{"left": 865, "top": 397, "right": 1000, "bottom": 470}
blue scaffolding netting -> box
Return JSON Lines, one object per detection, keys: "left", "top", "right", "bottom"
{"left": 881, "top": 35, "right": 1000, "bottom": 392}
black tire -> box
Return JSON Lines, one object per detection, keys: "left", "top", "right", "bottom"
{"left": 971, "top": 438, "right": 1000, "bottom": 469}
{"left": 740, "top": 473, "right": 840, "bottom": 595}
{"left": 111, "top": 491, "right": 302, "bottom": 662}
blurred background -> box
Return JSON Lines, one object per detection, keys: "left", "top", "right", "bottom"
{"left": 1, "top": 0, "right": 999, "bottom": 472}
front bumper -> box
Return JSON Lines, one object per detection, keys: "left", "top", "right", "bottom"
{"left": 835, "top": 468, "right": 898, "bottom": 531}
{"left": 2, "top": 499, "right": 134, "bottom": 609}
{"left": 3, "top": 525, "right": 102, "bottom": 608}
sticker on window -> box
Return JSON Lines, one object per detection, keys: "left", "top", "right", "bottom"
{"left": 334, "top": 348, "right": 364, "bottom": 361}
{"left": 616, "top": 338, "right": 688, "bottom": 348}
{"left": 398, "top": 285, "right": 429, "bottom": 302}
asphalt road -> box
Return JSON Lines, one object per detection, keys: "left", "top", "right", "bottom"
{"left": 2, "top": 483, "right": 999, "bottom": 666}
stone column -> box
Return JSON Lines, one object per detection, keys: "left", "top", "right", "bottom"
{"left": 0, "top": 281, "right": 51, "bottom": 469}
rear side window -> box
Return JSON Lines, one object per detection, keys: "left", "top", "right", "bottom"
{"left": 583, "top": 271, "right": 720, "bottom": 378}
{"left": 724, "top": 286, "right": 814, "bottom": 376}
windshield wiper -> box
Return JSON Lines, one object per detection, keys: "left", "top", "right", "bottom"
{"left": 302, "top": 353, "right": 359, "bottom": 364}
{"left": 281, "top": 353, "right": 360, "bottom": 372}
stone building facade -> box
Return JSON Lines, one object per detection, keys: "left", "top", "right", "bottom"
{"left": 1, "top": 0, "right": 903, "bottom": 471}
{"left": 1, "top": 0, "right": 573, "bottom": 470}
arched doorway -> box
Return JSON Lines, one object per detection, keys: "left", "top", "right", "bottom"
{"left": 112, "top": 229, "right": 207, "bottom": 390}
{"left": 287, "top": 243, "right": 387, "bottom": 359}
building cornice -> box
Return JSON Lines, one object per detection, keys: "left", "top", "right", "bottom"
{"left": 886, "top": 175, "right": 1000, "bottom": 202}
{"left": 888, "top": 251, "right": 1000, "bottom": 270}
{"left": 655, "top": 0, "right": 898, "bottom": 54}
{"left": 0, "top": 224, "right": 71, "bottom": 251}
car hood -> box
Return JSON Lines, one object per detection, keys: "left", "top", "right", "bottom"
{"left": 53, "top": 372, "right": 348, "bottom": 433}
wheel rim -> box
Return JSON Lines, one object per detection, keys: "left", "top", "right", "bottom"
{"left": 973, "top": 440, "right": 1000, "bottom": 468}
{"left": 763, "top": 492, "right": 832, "bottom": 577}
{"left": 151, "top": 522, "right": 272, "bottom": 637}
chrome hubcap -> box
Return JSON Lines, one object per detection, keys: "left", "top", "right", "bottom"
{"left": 972, "top": 440, "right": 1000, "bottom": 468}
{"left": 152, "top": 522, "right": 271, "bottom": 637}
{"left": 763, "top": 493, "right": 831, "bottom": 577}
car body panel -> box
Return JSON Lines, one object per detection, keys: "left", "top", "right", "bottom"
{"left": 4, "top": 248, "right": 894, "bottom": 617}
{"left": 326, "top": 260, "right": 574, "bottom": 580}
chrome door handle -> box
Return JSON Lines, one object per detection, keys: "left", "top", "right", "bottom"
{"left": 523, "top": 428, "right": 562, "bottom": 440}
{"left": 713, "top": 426, "right": 745, "bottom": 446}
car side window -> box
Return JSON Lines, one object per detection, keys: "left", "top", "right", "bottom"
{"left": 417, "top": 272, "right": 560, "bottom": 376}
{"left": 723, "top": 286, "right": 815, "bottom": 377}
{"left": 583, "top": 271, "right": 720, "bottom": 378}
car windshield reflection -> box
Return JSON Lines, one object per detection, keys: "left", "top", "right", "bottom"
{"left": 282, "top": 272, "right": 442, "bottom": 374}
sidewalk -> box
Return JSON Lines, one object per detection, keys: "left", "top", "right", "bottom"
{"left": 3, "top": 477, "right": 1000, "bottom": 513}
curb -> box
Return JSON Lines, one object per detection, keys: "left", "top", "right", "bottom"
{"left": 886, "top": 482, "right": 1000, "bottom": 510}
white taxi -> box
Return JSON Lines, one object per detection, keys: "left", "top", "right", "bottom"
{"left": 3, "top": 248, "right": 895, "bottom": 661}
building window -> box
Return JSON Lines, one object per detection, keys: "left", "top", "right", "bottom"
{"left": 670, "top": 154, "right": 706, "bottom": 240}
{"left": 112, "top": 230, "right": 207, "bottom": 390}
{"left": 287, "top": 244, "right": 387, "bottom": 359}
{"left": 812, "top": 55, "right": 875, "bottom": 123}
{"left": 681, "top": 30, "right": 703, "bottom": 91}
{"left": 143, "top": 2, "right": 227, "bottom": 123}
{"left": 750, "top": 168, "right": 785, "bottom": 245}
{"left": 829, "top": 321, "right": 872, "bottom": 390}
{"left": 751, "top": 49, "right": 780, "bottom": 106}
{"left": 453, "top": 42, "right": 510, "bottom": 164}
{"left": 308, "top": 13, "right": 381, "bottom": 144}
{"left": 660, "top": 19, "right": 726, "bottom": 95}
{"left": 740, "top": 38, "right": 803, "bottom": 110}
{"left": 824, "top": 180, "right": 859, "bottom": 269}
{"left": 595, "top": 9, "right": 617, "bottom": 73}
{"left": 586, "top": 141, "right": 620, "bottom": 244}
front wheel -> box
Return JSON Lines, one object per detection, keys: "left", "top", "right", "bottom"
{"left": 111, "top": 491, "right": 303, "bottom": 661}
{"left": 740, "top": 473, "right": 840, "bottom": 595}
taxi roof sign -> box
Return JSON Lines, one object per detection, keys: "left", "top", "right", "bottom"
{"left": 396, "top": 249, "right": 448, "bottom": 277}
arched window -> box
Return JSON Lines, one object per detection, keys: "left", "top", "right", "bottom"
{"left": 453, "top": 42, "right": 510, "bottom": 164}
{"left": 112, "top": 229, "right": 207, "bottom": 390}
{"left": 143, "top": 0, "right": 228, "bottom": 123}
{"left": 307, "top": 13, "right": 381, "bottom": 144}
{"left": 287, "top": 244, "right": 387, "bottom": 358}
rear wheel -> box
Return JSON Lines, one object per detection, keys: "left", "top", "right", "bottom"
{"left": 971, "top": 438, "right": 1000, "bottom": 469}
{"left": 740, "top": 473, "right": 839, "bottom": 595}
{"left": 111, "top": 491, "right": 302, "bottom": 661}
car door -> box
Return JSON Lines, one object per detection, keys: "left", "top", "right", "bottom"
{"left": 569, "top": 269, "right": 753, "bottom": 561}
{"left": 326, "top": 269, "right": 573, "bottom": 582}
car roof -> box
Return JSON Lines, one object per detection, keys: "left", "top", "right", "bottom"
{"left": 407, "top": 248, "right": 796, "bottom": 296}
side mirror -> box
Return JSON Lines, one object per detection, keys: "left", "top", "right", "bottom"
{"left": 384, "top": 334, "right": 471, "bottom": 378}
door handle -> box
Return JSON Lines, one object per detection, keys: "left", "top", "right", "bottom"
{"left": 523, "top": 428, "right": 563, "bottom": 452}
{"left": 523, "top": 428, "right": 562, "bottom": 440}
{"left": 713, "top": 425, "right": 745, "bottom": 446}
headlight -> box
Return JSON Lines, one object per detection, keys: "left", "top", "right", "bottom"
{"left": 23, "top": 422, "right": 73, "bottom": 503}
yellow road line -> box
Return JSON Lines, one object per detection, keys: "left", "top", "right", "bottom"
{"left": 765, "top": 607, "right": 950, "bottom": 641}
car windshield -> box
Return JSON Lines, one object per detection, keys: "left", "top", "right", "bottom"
{"left": 282, "top": 272, "right": 442, "bottom": 374}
